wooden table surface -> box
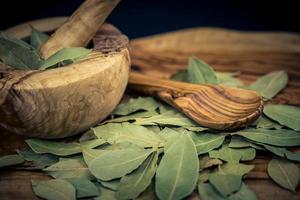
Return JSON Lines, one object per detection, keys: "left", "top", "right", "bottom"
{"left": 1, "top": 27, "right": 300, "bottom": 199}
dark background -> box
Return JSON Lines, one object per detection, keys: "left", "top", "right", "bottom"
{"left": 0, "top": 0, "right": 298, "bottom": 39}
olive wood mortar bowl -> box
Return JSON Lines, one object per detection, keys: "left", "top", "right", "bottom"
{"left": 0, "top": 24, "right": 130, "bottom": 139}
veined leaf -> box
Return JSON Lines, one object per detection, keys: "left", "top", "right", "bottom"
{"left": 228, "top": 183, "right": 257, "bottom": 200}
{"left": 249, "top": 70, "right": 288, "bottom": 99}
{"left": 80, "top": 138, "right": 106, "bottom": 149}
{"left": 255, "top": 115, "right": 282, "bottom": 129}
{"left": 112, "top": 97, "right": 160, "bottom": 115}
{"left": 188, "top": 57, "right": 218, "bottom": 84}
{"left": 155, "top": 134, "right": 199, "bottom": 200}
{"left": 263, "top": 144, "right": 300, "bottom": 162}
{"left": 32, "top": 179, "right": 76, "bottom": 200}
{"left": 44, "top": 158, "right": 93, "bottom": 180}
{"left": 30, "top": 27, "right": 49, "bottom": 49}
{"left": 198, "top": 183, "right": 225, "bottom": 200}
{"left": 116, "top": 151, "right": 158, "bottom": 199}
{"left": 40, "top": 47, "right": 92, "bottom": 69}
{"left": 26, "top": 139, "right": 81, "bottom": 156}
{"left": 199, "top": 155, "right": 222, "bottom": 171}
{"left": 267, "top": 158, "right": 300, "bottom": 191}
{"left": 94, "top": 184, "right": 117, "bottom": 200}
{"left": 189, "top": 132, "right": 225, "bottom": 155}
{"left": 263, "top": 104, "right": 300, "bottom": 131}
{"left": 89, "top": 148, "right": 152, "bottom": 181}
{"left": 82, "top": 148, "right": 112, "bottom": 165}
{"left": 66, "top": 178, "right": 99, "bottom": 198}
{"left": 220, "top": 163, "right": 254, "bottom": 177}
{"left": 216, "top": 72, "right": 244, "bottom": 87}
{"left": 99, "top": 179, "right": 120, "bottom": 191}
{"left": 104, "top": 110, "right": 158, "bottom": 124}
{"left": 209, "top": 172, "right": 242, "bottom": 197}
{"left": 92, "top": 123, "right": 164, "bottom": 148}
{"left": 228, "top": 136, "right": 265, "bottom": 150}
{"left": 0, "top": 154, "right": 24, "bottom": 168}
{"left": 234, "top": 128, "right": 300, "bottom": 147}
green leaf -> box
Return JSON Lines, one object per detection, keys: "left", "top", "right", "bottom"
{"left": 116, "top": 151, "right": 158, "bottom": 200}
{"left": 199, "top": 155, "right": 223, "bottom": 171}
{"left": 155, "top": 134, "right": 199, "bottom": 200}
{"left": 94, "top": 184, "right": 117, "bottom": 200}
{"left": 99, "top": 179, "right": 120, "bottom": 191}
{"left": 89, "top": 148, "right": 152, "bottom": 181}
{"left": 44, "top": 158, "right": 93, "bottom": 180}
{"left": 0, "top": 32, "right": 42, "bottom": 69}
{"left": 190, "top": 132, "right": 225, "bottom": 155}
{"left": 263, "top": 144, "right": 300, "bottom": 162}
{"left": 188, "top": 57, "right": 218, "bottom": 84}
{"left": 157, "top": 127, "right": 182, "bottom": 151}
{"left": 209, "top": 144, "right": 256, "bottom": 163}
{"left": 263, "top": 104, "right": 300, "bottom": 131}
{"left": 17, "top": 148, "right": 58, "bottom": 169}
{"left": 92, "top": 123, "right": 164, "bottom": 148}
{"left": 209, "top": 173, "right": 242, "bottom": 197}
{"left": 249, "top": 70, "right": 288, "bottom": 99}
{"left": 220, "top": 163, "right": 254, "bottom": 177}
{"left": 234, "top": 128, "right": 300, "bottom": 147}
{"left": 82, "top": 148, "right": 112, "bottom": 165}
{"left": 267, "top": 158, "right": 300, "bottom": 191}
{"left": 170, "top": 70, "right": 188, "bottom": 82}
{"left": 198, "top": 183, "right": 225, "bottom": 200}
{"left": 112, "top": 97, "right": 160, "bottom": 116}
{"left": 30, "top": 27, "right": 49, "bottom": 49}
{"left": 80, "top": 138, "right": 106, "bottom": 149}
{"left": 255, "top": 115, "right": 282, "bottom": 129}
{"left": 40, "top": 47, "right": 92, "bottom": 69}
{"left": 104, "top": 110, "right": 158, "bottom": 124}
{"left": 66, "top": 178, "right": 99, "bottom": 198}
{"left": 216, "top": 72, "right": 244, "bottom": 87}
{"left": 32, "top": 179, "right": 76, "bottom": 200}
{"left": 228, "top": 136, "right": 265, "bottom": 150}
{"left": 227, "top": 183, "right": 257, "bottom": 200}
{"left": 0, "top": 154, "right": 24, "bottom": 168}
{"left": 26, "top": 139, "right": 81, "bottom": 156}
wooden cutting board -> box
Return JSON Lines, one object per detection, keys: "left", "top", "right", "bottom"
{"left": 1, "top": 27, "right": 300, "bottom": 199}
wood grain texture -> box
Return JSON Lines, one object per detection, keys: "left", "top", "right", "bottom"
{"left": 129, "top": 72, "right": 263, "bottom": 130}
{"left": 0, "top": 24, "right": 130, "bottom": 139}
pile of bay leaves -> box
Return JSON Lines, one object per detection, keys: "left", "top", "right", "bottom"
{"left": 1, "top": 55, "right": 300, "bottom": 199}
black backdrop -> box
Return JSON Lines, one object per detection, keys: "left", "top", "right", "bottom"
{"left": 0, "top": 0, "right": 298, "bottom": 39}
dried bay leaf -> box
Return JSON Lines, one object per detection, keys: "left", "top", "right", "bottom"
{"left": 80, "top": 138, "right": 106, "bottom": 149}
{"left": 249, "top": 70, "right": 288, "bottom": 99}
{"left": 99, "top": 179, "right": 120, "bottom": 191}
{"left": 170, "top": 69, "right": 188, "bottom": 82}
{"left": 82, "top": 148, "right": 112, "bottom": 165}
{"left": 263, "top": 104, "right": 300, "bottom": 131}
{"left": 255, "top": 115, "right": 282, "bottom": 129}
{"left": 112, "top": 97, "right": 160, "bottom": 116}
{"left": 209, "top": 172, "right": 242, "bottom": 197}
{"left": 263, "top": 144, "right": 300, "bottom": 162}
{"left": 89, "top": 148, "right": 153, "bottom": 181}
{"left": 190, "top": 132, "right": 225, "bottom": 155}
{"left": 188, "top": 57, "right": 218, "bottom": 84}
{"left": 228, "top": 136, "right": 264, "bottom": 150}
{"left": 104, "top": 110, "right": 158, "bottom": 124}
{"left": 155, "top": 134, "right": 198, "bottom": 200}
{"left": 26, "top": 139, "right": 81, "bottom": 156}
{"left": 267, "top": 158, "right": 300, "bottom": 191}
{"left": 0, "top": 154, "right": 24, "bottom": 168}
{"left": 227, "top": 183, "right": 257, "bottom": 200}
{"left": 198, "top": 183, "right": 225, "bottom": 200}
{"left": 44, "top": 158, "right": 93, "bottom": 180}
{"left": 199, "top": 155, "right": 223, "bottom": 171}
{"left": 216, "top": 72, "right": 244, "bottom": 87}
{"left": 66, "top": 178, "right": 99, "bottom": 198}
{"left": 0, "top": 32, "right": 42, "bottom": 69}
{"left": 40, "top": 47, "right": 92, "bottom": 69}
{"left": 94, "top": 184, "right": 117, "bottom": 200}
{"left": 92, "top": 123, "right": 164, "bottom": 148}
{"left": 116, "top": 151, "right": 158, "bottom": 200}
{"left": 220, "top": 163, "right": 254, "bottom": 177}
{"left": 234, "top": 128, "right": 300, "bottom": 147}
{"left": 30, "top": 27, "right": 49, "bottom": 49}
{"left": 32, "top": 179, "right": 76, "bottom": 200}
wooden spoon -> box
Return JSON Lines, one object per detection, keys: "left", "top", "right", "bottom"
{"left": 129, "top": 72, "right": 263, "bottom": 130}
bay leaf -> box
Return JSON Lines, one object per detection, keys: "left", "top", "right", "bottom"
{"left": 198, "top": 169, "right": 213, "bottom": 183}
{"left": 188, "top": 57, "right": 218, "bottom": 84}
{"left": 267, "top": 158, "right": 300, "bottom": 191}
{"left": 209, "top": 172, "right": 242, "bottom": 197}
{"left": 116, "top": 151, "right": 158, "bottom": 200}
{"left": 82, "top": 148, "right": 112, "bottom": 165}
{"left": 249, "top": 70, "right": 288, "bottom": 99}
{"left": 234, "top": 128, "right": 300, "bottom": 147}
{"left": 209, "top": 144, "right": 256, "bottom": 163}
{"left": 220, "top": 163, "right": 254, "bottom": 177}
{"left": 0, "top": 154, "right": 24, "bottom": 168}
{"left": 89, "top": 148, "right": 153, "bottom": 181}
{"left": 80, "top": 138, "right": 106, "bottom": 149}
{"left": 79, "top": 129, "right": 97, "bottom": 142}
{"left": 198, "top": 183, "right": 225, "bottom": 200}
{"left": 40, "top": 47, "right": 92, "bottom": 69}
{"left": 66, "top": 178, "right": 99, "bottom": 198}
{"left": 99, "top": 179, "right": 120, "bottom": 191}
{"left": 104, "top": 110, "right": 158, "bottom": 124}
{"left": 227, "top": 183, "right": 257, "bottom": 200}
{"left": 255, "top": 115, "right": 282, "bottom": 129}
{"left": 32, "top": 179, "right": 76, "bottom": 200}
{"left": 190, "top": 132, "right": 225, "bottom": 155}
{"left": 263, "top": 104, "right": 300, "bottom": 131}
{"left": 0, "top": 32, "right": 42, "bottom": 69}
{"left": 216, "top": 72, "right": 244, "bottom": 87}
{"left": 199, "top": 155, "right": 223, "bottom": 171}
{"left": 26, "top": 139, "right": 81, "bottom": 156}
{"left": 263, "top": 144, "right": 300, "bottom": 162}
{"left": 157, "top": 127, "right": 181, "bottom": 151}
{"left": 112, "top": 97, "right": 160, "bottom": 116}
{"left": 44, "top": 158, "right": 93, "bottom": 180}
{"left": 170, "top": 69, "right": 188, "bottom": 82}
{"left": 92, "top": 123, "right": 164, "bottom": 148}
{"left": 17, "top": 148, "right": 58, "bottom": 169}
{"left": 155, "top": 134, "right": 199, "bottom": 200}
{"left": 30, "top": 27, "right": 49, "bottom": 49}
{"left": 94, "top": 184, "right": 117, "bottom": 200}
{"left": 228, "top": 136, "right": 265, "bottom": 150}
